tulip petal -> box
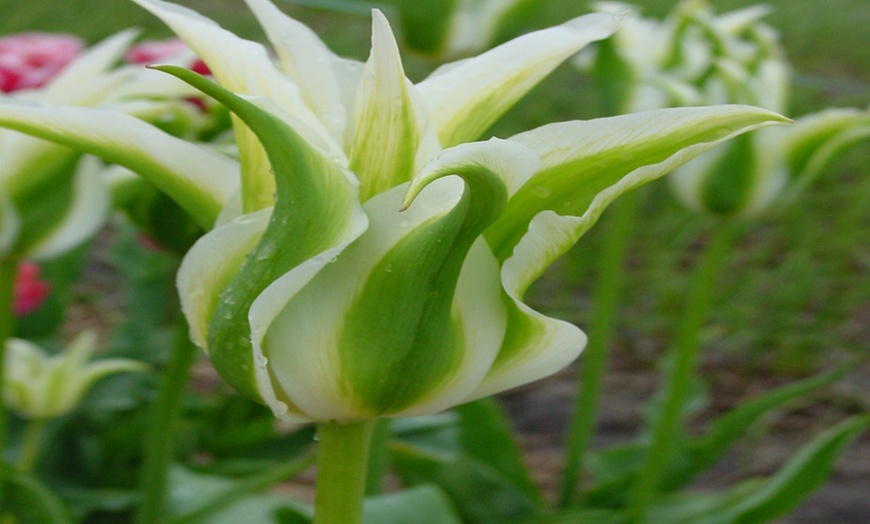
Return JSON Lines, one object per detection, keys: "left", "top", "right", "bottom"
{"left": 244, "top": 0, "right": 361, "bottom": 148}
{"left": 777, "top": 108, "right": 870, "bottom": 210}
{"left": 39, "top": 30, "right": 139, "bottom": 105}
{"left": 257, "top": 139, "right": 535, "bottom": 420}
{"left": 466, "top": 106, "right": 788, "bottom": 396}
{"left": 131, "top": 0, "right": 341, "bottom": 211}
{"left": 26, "top": 156, "right": 110, "bottom": 260}
{"left": 417, "top": 11, "right": 623, "bottom": 147}
{"left": 160, "top": 66, "right": 368, "bottom": 401}
{"left": 259, "top": 181, "right": 503, "bottom": 421}
{"left": 0, "top": 100, "right": 238, "bottom": 229}
{"left": 349, "top": 10, "right": 434, "bottom": 201}
{"left": 485, "top": 105, "right": 790, "bottom": 282}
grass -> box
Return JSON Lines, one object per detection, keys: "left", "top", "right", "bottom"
{"left": 0, "top": 0, "right": 867, "bottom": 374}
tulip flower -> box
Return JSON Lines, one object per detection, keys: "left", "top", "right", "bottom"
{"left": 0, "top": 2, "right": 787, "bottom": 520}
{"left": 0, "top": 32, "right": 84, "bottom": 93}
{"left": 3, "top": 331, "right": 146, "bottom": 420}
{"left": 666, "top": 4, "right": 870, "bottom": 217}
{"left": 12, "top": 261, "right": 50, "bottom": 316}
{"left": 0, "top": 0, "right": 786, "bottom": 423}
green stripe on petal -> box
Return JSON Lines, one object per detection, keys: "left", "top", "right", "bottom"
{"left": 350, "top": 10, "right": 430, "bottom": 201}
{"left": 486, "top": 105, "right": 790, "bottom": 271}
{"left": 0, "top": 100, "right": 238, "bottom": 230}
{"left": 261, "top": 181, "right": 505, "bottom": 421}
{"left": 417, "top": 11, "right": 623, "bottom": 147}
{"left": 157, "top": 66, "right": 367, "bottom": 401}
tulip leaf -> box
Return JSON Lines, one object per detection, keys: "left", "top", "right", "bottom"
{"left": 455, "top": 398, "right": 542, "bottom": 505}
{"left": 0, "top": 463, "right": 73, "bottom": 523}
{"left": 718, "top": 415, "right": 869, "bottom": 523}
{"left": 364, "top": 484, "right": 463, "bottom": 524}
{"left": 583, "top": 367, "right": 846, "bottom": 507}
{"left": 391, "top": 441, "right": 539, "bottom": 524}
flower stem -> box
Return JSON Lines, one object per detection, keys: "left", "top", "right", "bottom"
{"left": 16, "top": 419, "right": 46, "bottom": 473}
{"left": 559, "top": 190, "right": 639, "bottom": 508}
{"left": 314, "top": 420, "right": 374, "bottom": 524}
{"left": 134, "top": 317, "right": 198, "bottom": 524}
{"left": 627, "top": 220, "right": 740, "bottom": 522}
{"left": 0, "top": 256, "right": 18, "bottom": 507}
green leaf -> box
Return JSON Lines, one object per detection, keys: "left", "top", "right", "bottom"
{"left": 662, "top": 366, "right": 848, "bottom": 492}
{"left": 0, "top": 464, "right": 72, "bottom": 523}
{"left": 456, "top": 399, "right": 542, "bottom": 505}
{"left": 722, "top": 415, "right": 870, "bottom": 523}
{"left": 364, "top": 484, "right": 462, "bottom": 524}
{"left": 584, "top": 367, "right": 845, "bottom": 507}
{"left": 391, "top": 441, "right": 539, "bottom": 524}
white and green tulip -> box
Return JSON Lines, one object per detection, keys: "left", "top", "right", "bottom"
{"left": 664, "top": 2, "right": 870, "bottom": 217}
{"left": 0, "top": 30, "right": 203, "bottom": 260}
{"left": 3, "top": 332, "right": 146, "bottom": 420}
{"left": 0, "top": 0, "right": 787, "bottom": 422}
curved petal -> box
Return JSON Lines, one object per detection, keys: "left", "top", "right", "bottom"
{"left": 160, "top": 67, "right": 368, "bottom": 401}
{"left": 40, "top": 29, "right": 139, "bottom": 105}
{"left": 0, "top": 100, "right": 238, "bottom": 229}
{"left": 260, "top": 181, "right": 503, "bottom": 421}
{"left": 485, "top": 105, "right": 790, "bottom": 285}
{"left": 27, "top": 155, "right": 110, "bottom": 260}
{"left": 177, "top": 208, "right": 271, "bottom": 351}
{"left": 417, "top": 11, "right": 623, "bottom": 147}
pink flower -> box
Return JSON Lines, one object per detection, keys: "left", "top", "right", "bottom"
{"left": 125, "top": 38, "right": 209, "bottom": 75}
{"left": 0, "top": 33, "right": 84, "bottom": 93}
{"left": 13, "top": 262, "right": 51, "bottom": 316}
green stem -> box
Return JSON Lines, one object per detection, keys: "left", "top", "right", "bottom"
{"left": 0, "top": 256, "right": 18, "bottom": 508}
{"left": 134, "top": 317, "right": 198, "bottom": 524}
{"left": 559, "top": 190, "right": 639, "bottom": 508}
{"left": 168, "top": 452, "right": 316, "bottom": 524}
{"left": 365, "top": 419, "right": 390, "bottom": 495}
{"left": 314, "top": 420, "right": 374, "bottom": 524}
{"left": 16, "top": 419, "right": 46, "bottom": 473}
{"left": 627, "top": 220, "right": 741, "bottom": 522}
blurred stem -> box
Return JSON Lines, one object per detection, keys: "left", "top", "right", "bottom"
{"left": 0, "top": 256, "right": 18, "bottom": 508}
{"left": 16, "top": 419, "right": 45, "bottom": 473}
{"left": 365, "top": 418, "right": 391, "bottom": 495}
{"left": 627, "top": 220, "right": 741, "bottom": 523}
{"left": 315, "top": 420, "right": 374, "bottom": 524}
{"left": 168, "top": 452, "right": 316, "bottom": 524}
{"left": 134, "top": 317, "right": 198, "bottom": 524}
{"left": 559, "top": 190, "right": 639, "bottom": 508}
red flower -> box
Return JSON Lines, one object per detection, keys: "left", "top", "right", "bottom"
{"left": 0, "top": 33, "right": 84, "bottom": 93}
{"left": 13, "top": 262, "right": 51, "bottom": 316}
{"left": 125, "top": 38, "right": 210, "bottom": 75}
